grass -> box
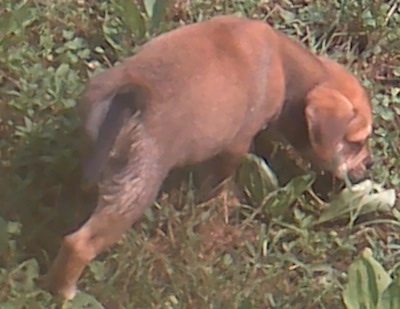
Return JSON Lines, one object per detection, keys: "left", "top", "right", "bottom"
{"left": 0, "top": 0, "right": 399, "bottom": 308}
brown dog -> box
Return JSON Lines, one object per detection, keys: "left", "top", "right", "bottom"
{"left": 42, "top": 16, "right": 373, "bottom": 299}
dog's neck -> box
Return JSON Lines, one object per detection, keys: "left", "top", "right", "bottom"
{"left": 272, "top": 32, "right": 328, "bottom": 152}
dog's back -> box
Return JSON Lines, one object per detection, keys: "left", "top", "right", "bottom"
{"left": 81, "top": 16, "right": 287, "bottom": 182}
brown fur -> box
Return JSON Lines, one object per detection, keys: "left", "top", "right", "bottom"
{"left": 41, "top": 16, "right": 373, "bottom": 299}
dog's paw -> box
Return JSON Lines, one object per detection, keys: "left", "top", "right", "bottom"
{"left": 36, "top": 274, "right": 78, "bottom": 300}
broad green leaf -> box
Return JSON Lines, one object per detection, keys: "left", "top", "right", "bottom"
{"left": 377, "top": 280, "right": 400, "bottom": 309}
{"left": 343, "top": 248, "right": 392, "bottom": 309}
{"left": 0, "top": 3, "right": 36, "bottom": 42}
{"left": 64, "top": 37, "right": 85, "bottom": 50}
{"left": 361, "top": 248, "right": 393, "bottom": 300}
{"left": 66, "top": 291, "right": 106, "bottom": 309}
{"left": 55, "top": 63, "right": 70, "bottom": 77}
{"left": 281, "top": 172, "right": 316, "bottom": 198}
{"left": 236, "top": 154, "right": 279, "bottom": 207}
{"left": 279, "top": 8, "right": 296, "bottom": 23}
{"left": 314, "top": 180, "right": 396, "bottom": 225}
{"left": 144, "top": 0, "right": 157, "bottom": 18}
{"left": 8, "top": 259, "right": 40, "bottom": 292}
{"left": 116, "top": 0, "right": 146, "bottom": 39}
{"left": 150, "top": 0, "right": 170, "bottom": 32}
{"left": 88, "top": 261, "right": 106, "bottom": 282}
{"left": 263, "top": 173, "right": 315, "bottom": 217}
{"left": 102, "top": 11, "right": 124, "bottom": 53}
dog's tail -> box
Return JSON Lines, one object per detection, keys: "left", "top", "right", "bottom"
{"left": 81, "top": 84, "right": 147, "bottom": 187}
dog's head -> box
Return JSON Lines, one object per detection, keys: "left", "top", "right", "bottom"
{"left": 304, "top": 80, "right": 373, "bottom": 183}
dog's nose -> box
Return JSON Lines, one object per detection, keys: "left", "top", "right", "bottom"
{"left": 348, "top": 170, "right": 368, "bottom": 184}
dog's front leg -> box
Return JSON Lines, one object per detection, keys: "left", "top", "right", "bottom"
{"left": 195, "top": 140, "right": 251, "bottom": 204}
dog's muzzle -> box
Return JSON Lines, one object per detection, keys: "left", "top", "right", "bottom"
{"left": 344, "top": 154, "right": 373, "bottom": 184}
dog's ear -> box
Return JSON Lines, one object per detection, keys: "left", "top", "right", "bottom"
{"left": 305, "top": 85, "right": 354, "bottom": 161}
{"left": 345, "top": 112, "right": 371, "bottom": 142}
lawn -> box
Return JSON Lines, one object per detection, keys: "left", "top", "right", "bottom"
{"left": 0, "top": 0, "right": 399, "bottom": 308}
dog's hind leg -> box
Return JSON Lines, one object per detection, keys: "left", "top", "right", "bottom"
{"left": 42, "top": 123, "right": 168, "bottom": 299}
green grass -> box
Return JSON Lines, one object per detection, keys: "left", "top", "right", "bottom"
{"left": 0, "top": 0, "right": 399, "bottom": 308}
